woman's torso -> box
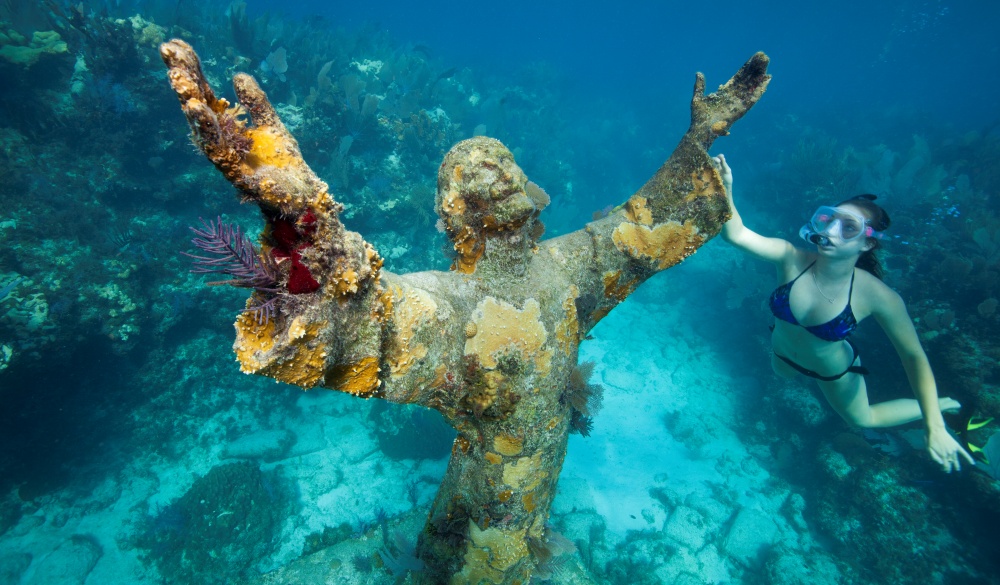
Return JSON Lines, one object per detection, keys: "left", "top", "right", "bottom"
{"left": 769, "top": 255, "right": 876, "bottom": 371}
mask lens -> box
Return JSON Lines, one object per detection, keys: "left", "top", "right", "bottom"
{"left": 809, "top": 206, "right": 868, "bottom": 241}
{"left": 809, "top": 207, "right": 839, "bottom": 232}
{"left": 839, "top": 216, "right": 863, "bottom": 239}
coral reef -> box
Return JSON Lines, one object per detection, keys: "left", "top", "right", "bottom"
{"left": 0, "top": 27, "right": 68, "bottom": 68}
{"left": 134, "top": 462, "right": 290, "bottom": 584}
{"left": 161, "top": 38, "right": 769, "bottom": 583}
{"left": 811, "top": 437, "right": 980, "bottom": 584}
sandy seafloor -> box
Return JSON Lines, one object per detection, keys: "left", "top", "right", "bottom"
{"left": 0, "top": 245, "right": 835, "bottom": 584}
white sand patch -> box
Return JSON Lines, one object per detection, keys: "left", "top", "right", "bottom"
{"left": 259, "top": 391, "right": 449, "bottom": 568}
{"left": 556, "top": 279, "right": 767, "bottom": 541}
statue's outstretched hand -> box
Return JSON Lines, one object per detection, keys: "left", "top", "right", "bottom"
{"left": 160, "top": 39, "right": 333, "bottom": 223}
{"left": 689, "top": 52, "right": 771, "bottom": 149}
{"left": 162, "top": 38, "right": 382, "bottom": 304}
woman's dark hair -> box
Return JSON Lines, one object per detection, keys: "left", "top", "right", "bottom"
{"left": 837, "top": 194, "right": 890, "bottom": 280}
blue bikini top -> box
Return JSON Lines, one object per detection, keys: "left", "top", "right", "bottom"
{"left": 768, "top": 262, "right": 857, "bottom": 342}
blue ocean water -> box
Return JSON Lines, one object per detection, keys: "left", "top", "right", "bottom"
{"left": 0, "top": 0, "right": 998, "bottom": 583}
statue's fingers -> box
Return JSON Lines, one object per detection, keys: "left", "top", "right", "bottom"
{"left": 176, "top": 98, "right": 253, "bottom": 182}
{"left": 160, "top": 39, "right": 219, "bottom": 109}
{"left": 692, "top": 72, "right": 706, "bottom": 99}
{"left": 234, "top": 73, "right": 282, "bottom": 129}
{"left": 180, "top": 99, "right": 223, "bottom": 145}
{"left": 730, "top": 52, "right": 771, "bottom": 102}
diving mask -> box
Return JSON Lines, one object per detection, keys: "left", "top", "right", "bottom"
{"left": 799, "top": 205, "right": 884, "bottom": 245}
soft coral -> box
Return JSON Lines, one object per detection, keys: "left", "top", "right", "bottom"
{"left": 266, "top": 212, "right": 320, "bottom": 294}
{"left": 184, "top": 217, "right": 281, "bottom": 323}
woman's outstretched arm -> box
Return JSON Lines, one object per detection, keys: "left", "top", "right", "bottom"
{"left": 716, "top": 154, "right": 798, "bottom": 266}
{"left": 871, "top": 285, "right": 975, "bottom": 472}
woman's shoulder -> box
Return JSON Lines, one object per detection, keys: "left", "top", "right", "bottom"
{"left": 854, "top": 268, "right": 896, "bottom": 293}
{"left": 854, "top": 270, "right": 904, "bottom": 314}
{"left": 778, "top": 247, "right": 815, "bottom": 276}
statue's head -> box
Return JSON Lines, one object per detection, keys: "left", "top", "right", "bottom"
{"left": 436, "top": 137, "right": 548, "bottom": 275}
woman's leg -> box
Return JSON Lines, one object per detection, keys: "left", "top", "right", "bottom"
{"left": 771, "top": 345, "right": 961, "bottom": 427}
{"left": 817, "top": 374, "right": 960, "bottom": 428}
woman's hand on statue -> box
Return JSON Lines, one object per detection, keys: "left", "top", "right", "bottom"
{"left": 926, "top": 427, "right": 975, "bottom": 473}
{"left": 713, "top": 154, "right": 733, "bottom": 193}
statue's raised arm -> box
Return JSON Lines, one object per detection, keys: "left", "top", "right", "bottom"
{"left": 163, "top": 39, "right": 395, "bottom": 396}
{"left": 541, "top": 53, "right": 771, "bottom": 334}
{"left": 160, "top": 39, "right": 769, "bottom": 584}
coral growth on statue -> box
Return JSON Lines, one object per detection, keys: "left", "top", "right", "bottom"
{"left": 163, "top": 37, "right": 769, "bottom": 583}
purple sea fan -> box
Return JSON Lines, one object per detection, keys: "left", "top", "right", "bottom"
{"left": 184, "top": 217, "right": 281, "bottom": 324}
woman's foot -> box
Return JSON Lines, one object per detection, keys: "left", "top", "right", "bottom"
{"left": 940, "top": 397, "right": 962, "bottom": 413}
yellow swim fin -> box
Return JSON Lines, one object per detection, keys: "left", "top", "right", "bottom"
{"left": 966, "top": 441, "right": 990, "bottom": 466}
{"left": 968, "top": 417, "right": 994, "bottom": 432}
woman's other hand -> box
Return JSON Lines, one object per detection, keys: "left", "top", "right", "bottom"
{"left": 926, "top": 427, "right": 975, "bottom": 473}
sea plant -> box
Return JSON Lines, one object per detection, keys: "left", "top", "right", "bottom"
{"left": 972, "top": 225, "right": 1000, "bottom": 265}
{"left": 184, "top": 216, "right": 280, "bottom": 324}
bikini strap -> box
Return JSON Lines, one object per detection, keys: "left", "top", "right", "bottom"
{"left": 790, "top": 261, "right": 817, "bottom": 283}
{"left": 847, "top": 269, "right": 856, "bottom": 302}
{"left": 775, "top": 338, "right": 870, "bottom": 381}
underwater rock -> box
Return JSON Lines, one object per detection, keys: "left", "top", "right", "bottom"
{"left": 23, "top": 534, "right": 102, "bottom": 585}
{"left": 817, "top": 442, "right": 856, "bottom": 480}
{"left": 550, "top": 510, "right": 608, "bottom": 575}
{"left": 683, "top": 491, "right": 731, "bottom": 529}
{"left": 160, "top": 39, "right": 770, "bottom": 583}
{"left": 0, "top": 492, "right": 23, "bottom": 536}
{"left": 810, "top": 458, "right": 973, "bottom": 584}
{"left": 664, "top": 410, "right": 723, "bottom": 458}
{"left": 780, "top": 492, "right": 809, "bottom": 533}
{"left": 771, "top": 380, "right": 830, "bottom": 427}
{"left": 661, "top": 544, "right": 729, "bottom": 584}
{"left": 762, "top": 544, "right": 843, "bottom": 585}
{"left": 662, "top": 505, "right": 709, "bottom": 551}
{"left": 0, "top": 552, "right": 31, "bottom": 584}
{"left": 721, "top": 506, "right": 778, "bottom": 569}
{"left": 223, "top": 428, "right": 296, "bottom": 462}
{"left": 10, "top": 513, "right": 43, "bottom": 537}
{"left": 673, "top": 572, "right": 704, "bottom": 585}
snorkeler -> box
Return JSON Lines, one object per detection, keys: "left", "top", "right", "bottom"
{"left": 714, "top": 154, "right": 974, "bottom": 474}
